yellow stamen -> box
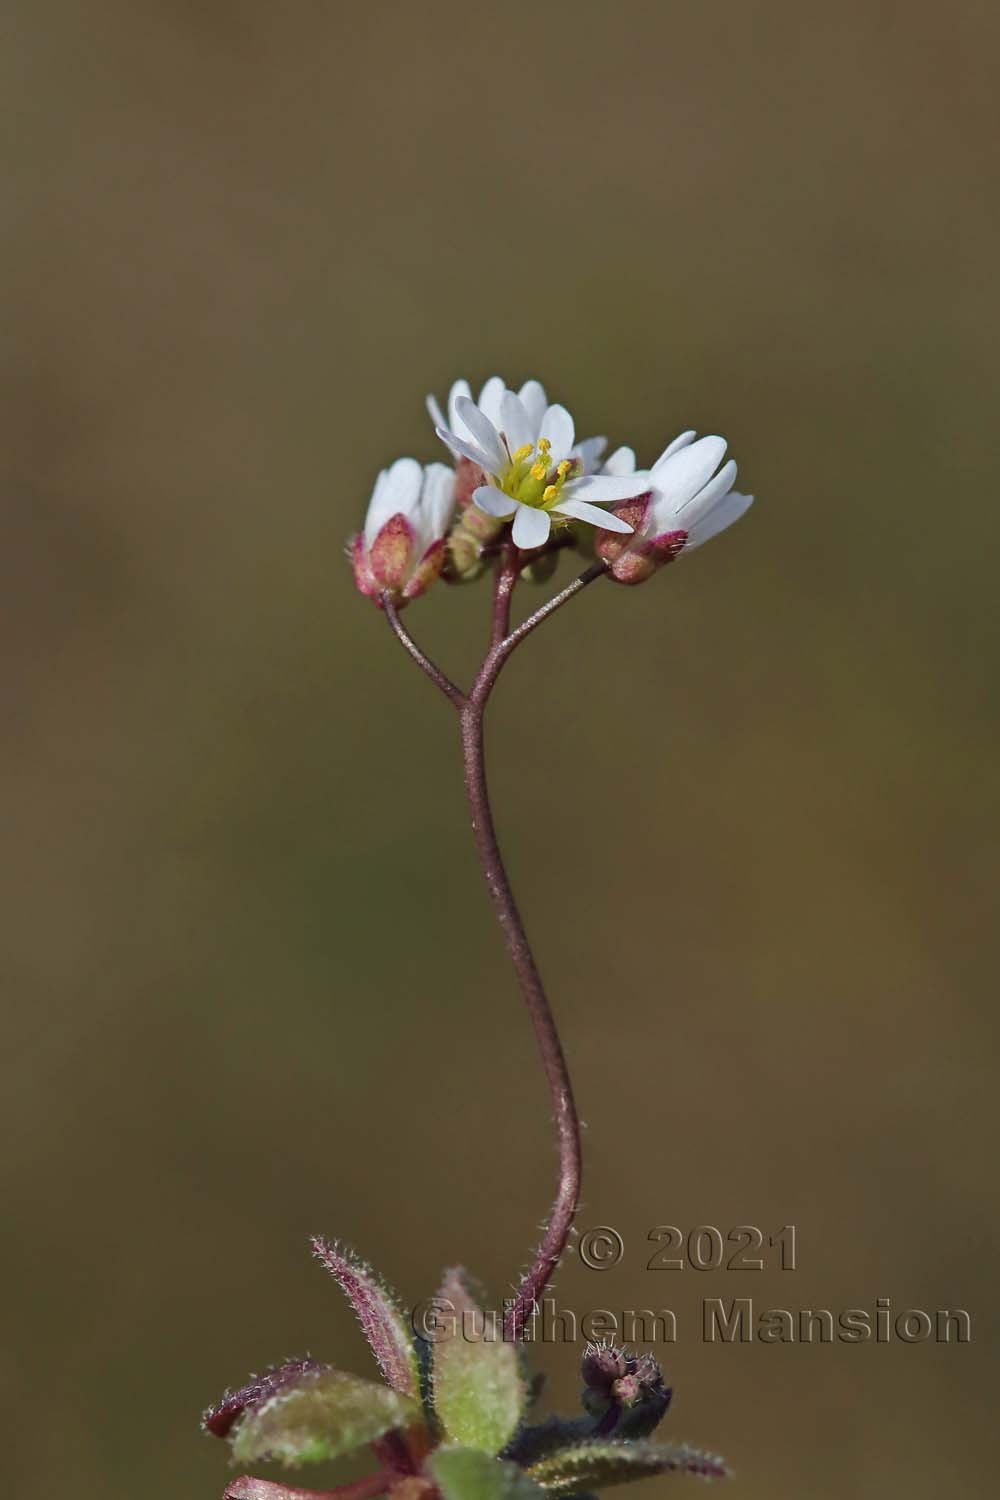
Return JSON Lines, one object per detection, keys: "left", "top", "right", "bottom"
{"left": 511, "top": 443, "right": 533, "bottom": 464}
{"left": 542, "top": 484, "right": 558, "bottom": 503}
{"left": 530, "top": 462, "right": 547, "bottom": 481}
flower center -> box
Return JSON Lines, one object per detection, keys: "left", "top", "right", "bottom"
{"left": 497, "top": 437, "right": 579, "bottom": 511}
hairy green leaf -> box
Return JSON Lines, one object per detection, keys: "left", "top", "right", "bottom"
{"left": 526, "top": 1439, "right": 729, "bottom": 1492}
{"left": 430, "top": 1445, "right": 547, "bottom": 1500}
{"left": 431, "top": 1268, "right": 526, "bottom": 1455}
{"left": 311, "top": 1237, "right": 421, "bottom": 1398}
{"left": 232, "top": 1367, "right": 419, "bottom": 1468}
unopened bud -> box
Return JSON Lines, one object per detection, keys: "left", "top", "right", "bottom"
{"left": 582, "top": 1341, "right": 628, "bottom": 1390}
{"left": 444, "top": 502, "right": 504, "bottom": 583}
{"left": 353, "top": 459, "right": 455, "bottom": 608}
{"left": 580, "top": 1344, "right": 672, "bottom": 1439}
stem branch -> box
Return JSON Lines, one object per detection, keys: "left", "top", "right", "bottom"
{"left": 382, "top": 593, "right": 465, "bottom": 708}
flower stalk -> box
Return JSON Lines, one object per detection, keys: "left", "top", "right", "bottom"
{"left": 382, "top": 546, "right": 609, "bottom": 1338}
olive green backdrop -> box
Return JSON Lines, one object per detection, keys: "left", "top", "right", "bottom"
{"left": 3, "top": 3, "right": 997, "bottom": 1498}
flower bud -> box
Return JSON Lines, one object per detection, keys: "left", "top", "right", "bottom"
{"left": 444, "top": 494, "right": 504, "bottom": 583}
{"left": 579, "top": 1343, "right": 672, "bottom": 1439}
{"left": 582, "top": 1340, "right": 628, "bottom": 1390}
{"left": 352, "top": 459, "right": 456, "bottom": 607}
{"left": 595, "top": 432, "right": 752, "bottom": 584}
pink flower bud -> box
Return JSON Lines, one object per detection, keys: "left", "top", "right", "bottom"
{"left": 351, "top": 458, "right": 456, "bottom": 608}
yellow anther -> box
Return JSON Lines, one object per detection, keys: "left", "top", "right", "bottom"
{"left": 511, "top": 443, "right": 534, "bottom": 464}
{"left": 536, "top": 437, "right": 552, "bottom": 454}
{"left": 556, "top": 460, "right": 571, "bottom": 479}
{"left": 530, "top": 462, "right": 548, "bottom": 481}
{"left": 542, "top": 484, "right": 558, "bottom": 503}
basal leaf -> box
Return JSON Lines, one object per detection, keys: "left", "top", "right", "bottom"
{"left": 431, "top": 1268, "right": 526, "bottom": 1456}
{"left": 430, "top": 1445, "right": 547, "bottom": 1500}
{"left": 312, "top": 1237, "right": 421, "bottom": 1398}
{"left": 526, "top": 1440, "right": 730, "bottom": 1492}
{"left": 232, "top": 1366, "right": 419, "bottom": 1468}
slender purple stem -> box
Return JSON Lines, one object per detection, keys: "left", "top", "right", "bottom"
{"left": 382, "top": 594, "right": 466, "bottom": 708}
{"left": 383, "top": 550, "right": 608, "bottom": 1341}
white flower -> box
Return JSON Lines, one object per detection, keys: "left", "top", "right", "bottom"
{"left": 434, "top": 387, "right": 641, "bottom": 550}
{"left": 351, "top": 458, "right": 456, "bottom": 605}
{"left": 428, "top": 376, "right": 609, "bottom": 479}
{"left": 594, "top": 432, "right": 753, "bottom": 585}
{"left": 642, "top": 432, "right": 753, "bottom": 550}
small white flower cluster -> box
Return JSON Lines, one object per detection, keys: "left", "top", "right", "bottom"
{"left": 352, "top": 375, "right": 754, "bottom": 603}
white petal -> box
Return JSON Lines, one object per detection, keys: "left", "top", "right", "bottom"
{"left": 539, "top": 403, "right": 575, "bottom": 461}
{"left": 363, "top": 468, "right": 391, "bottom": 546}
{"left": 500, "top": 389, "right": 534, "bottom": 453}
{"left": 685, "top": 491, "right": 754, "bottom": 550}
{"left": 363, "top": 457, "right": 422, "bottom": 544}
{"left": 653, "top": 429, "right": 696, "bottom": 466}
{"left": 447, "top": 379, "right": 473, "bottom": 434}
{"left": 518, "top": 379, "right": 548, "bottom": 432}
{"left": 650, "top": 435, "right": 728, "bottom": 511}
{"left": 472, "top": 484, "right": 516, "bottom": 519}
{"left": 573, "top": 435, "right": 608, "bottom": 474}
{"left": 436, "top": 425, "right": 497, "bottom": 473}
{"left": 417, "top": 463, "right": 457, "bottom": 549}
{"left": 601, "top": 445, "right": 636, "bottom": 476}
{"left": 569, "top": 472, "right": 650, "bottom": 503}
{"left": 553, "top": 498, "right": 634, "bottom": 533}
{"left": 511, "top": 503, "right": 551, "bottom": 549}
{"left": 478, "top": 376, "right": 506, "bottom": 427}
{"left": 426, "top": 393, "right": 445, "bottom": 429}
{"left": 454, "top": 396, "right": 506, "bottom": 468}
{"left": 672, "top": 458, "right": 737, "bottom": 521}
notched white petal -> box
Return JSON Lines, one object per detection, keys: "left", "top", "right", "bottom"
{"left": 511, "top": 502, "right": 551, "bottom": 549}
{"left": 472, "top": 485, "right": 516, "bottom": 519}
{"left": 446, "top": 379, "right": 473, "bottom": 433}
{"left": 570, "top": 472, "right": 650, "bottom": 503}
{"left": 673, "top": 458, "right": 737, "bottom": 519}
{"left": 477, "top": 376, "right": 506, "bottom": 427}
{"left": 500, "top": 390, "right": 534, "bottom": 453}
{"left": 539, "top": 403, "right": 575, "bottom": 460}
{"left": 554, "top": 498, "right": 634, "bottom": 533}
{"left": 517, "top": 379, "right": 548, "bottom": 431}
{"left": 454, "top": 396, "right": 506, "bottom": 467}
{"left": 436, "top": 425, "right": 497, "bottom": 473}
{"left": 650, "top": 435, "right": 728, "bottom": 507}
{"left": 654, "top": 429, "right": 697, "bottom": 466}
{"left": 601, "top": 445, "right": 637, "bottom": 476}
{"left": 685, "top": 490, "right": 754, "bottom": 550}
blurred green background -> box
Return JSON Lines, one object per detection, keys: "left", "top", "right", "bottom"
{"left": 3, "top": 2, "right": 998, "bottom": 1497}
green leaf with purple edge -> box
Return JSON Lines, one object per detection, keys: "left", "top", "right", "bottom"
{"left": 231, "top": 1367, "right": 419, "bottom": 1468}
{"left": 430, "top": 1445, "right": 548, "bottom": 1500}
{"left": 431, "top": 1268, "right": 526, "bottom": 1456}
{"left": 526, "top": 1440, "right": 730, "bottom": 1492}
{"left": 311, "top": 1237, "right": 421, "bottom": 1399}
